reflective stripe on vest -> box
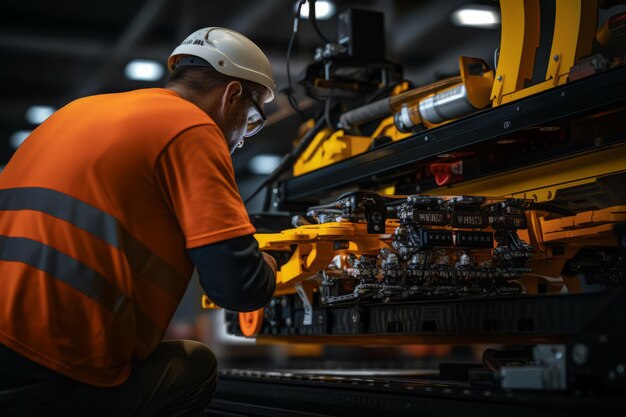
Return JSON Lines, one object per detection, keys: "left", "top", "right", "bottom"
{"left": 0, "top": 187, "right": 186, "bottom": 300}
{"left": 0, "top": 235, "right": 164, "bottom": 352}
{"left": 0, "top": 235, "right": 128, "bottom": 314}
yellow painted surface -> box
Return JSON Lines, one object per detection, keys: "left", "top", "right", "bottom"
{"left": 428, "top": 143, "right": 626, "bottom": 202}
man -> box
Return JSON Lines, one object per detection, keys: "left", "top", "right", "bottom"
{"left": 0, "top": 27, "right": 277, "bottom": 416}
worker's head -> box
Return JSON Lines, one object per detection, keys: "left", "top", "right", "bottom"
{"left": 166, "top": 27, "right": 276, "bottom": 153}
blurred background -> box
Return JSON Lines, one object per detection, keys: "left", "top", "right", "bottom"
{"left": 0, "top": 0, "right": 508, "bottom": 370}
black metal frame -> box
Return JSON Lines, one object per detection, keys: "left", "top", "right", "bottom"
{"left": 207, "top": 369, "right": 625, "bottom": 417}
{"left": 208, "top": 291, "right": 626, "bottom": 416}
{"left": 278, "top": 65, "right": 626, "bottom": 205}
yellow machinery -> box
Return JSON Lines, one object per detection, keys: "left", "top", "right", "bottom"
{"left": 203, "top": 0, "right": 626, "bottom": 343}
{"left": 204, "top": 188, "right": 625, "bottom": 339}
{"left": 292, "top": 0, "right": 615, "bottom": 177}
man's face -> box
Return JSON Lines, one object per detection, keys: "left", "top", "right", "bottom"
{"left": 221, "top": 86, "right": 268, "bottom": 154}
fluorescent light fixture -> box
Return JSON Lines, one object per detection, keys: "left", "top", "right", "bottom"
{"left": 451, "top": 4, "right": 500, "bottom": 28}
{"left": 297, "top": 0, "right": 336, "bottom": 20}
{"left": 25, "top": 105, "right": 55, "bottom": 125}
{"left": 10, "top": 130, "right": 32, "bottom": 149}
{"left": 249, "top": 154, "right": 282, "bottom": 175}
{"left": 124, "top": 59, "right": 164, "bottom": 81}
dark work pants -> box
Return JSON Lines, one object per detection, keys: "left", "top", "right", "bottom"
{"left": 0, "top": 340, "right": 217, "bottom": 416}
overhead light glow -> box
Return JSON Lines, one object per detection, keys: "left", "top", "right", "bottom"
{"left": 25, "top": 105, "right": 56, "bottom": 125}
{"left": 10, "top": 130, "right": 32, "bottom": 149}
{"left": 124, "top": 59, "right": 164, "bottom": 81}
{"left": 451, "top": 5, "right": 500, "bottom": 28}
{"left": 249, "top": 154, "right": 282, "bottom": 175}
{"left": 297, "top": 0, "right": 336, "bottom": 20}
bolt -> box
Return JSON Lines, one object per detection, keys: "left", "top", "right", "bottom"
{"left": 553, "top": 55, "right": 559, "bottom": 61}
{"left": 424, "top": 135, "right": 429, "bottom": 141}
{"left": 516, "top": 106, "right": 520, "bottom": 111}
{"left": 617, "top": 364, "right": 625, "bottom": 375}
{"left": 374, "top": 225, "right": 380, "bottom": 231}
{"left": 497, "top": 75, "right": 503, "bottom": 81}
{"left": 594, "top": 137, "right": 603, "bottom": 146}
{"left": 285, "top": 317, "right": 292, "bottom": 327}
{"left": 561, "top": 91, "right": 566, "bottom": 97}
{"left": 608, "top": 370, "right": 616, "bottom": 380}
{"left": 503, "top": 121, "right": 511, "bottom": 129}
{"left": 272, "top": 188, "right": 278, "bottom": 194}
{"left": 272, "top": 202, "right": 278, "bottom": 208}
{"left": 281, "top": 298, "right": 288, "bottom": 307}
{"left": 572, "top": 344, "right": 589, "bottom": 365}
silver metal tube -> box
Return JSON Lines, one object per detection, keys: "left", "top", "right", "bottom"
{"left": 418, "top": 84, "right": 476, "bottom": 125}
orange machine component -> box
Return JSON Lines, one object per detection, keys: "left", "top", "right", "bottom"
{"left": 238, "top": 309, "right": 265, "bottom": 337}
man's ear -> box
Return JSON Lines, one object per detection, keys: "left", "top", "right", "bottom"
{"left": 218, "top": 81, "right": 243, "bottom": 116}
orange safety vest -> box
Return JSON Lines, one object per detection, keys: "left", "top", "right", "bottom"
{"left": 0, "top": 88, "right": 253, "bottom": 387}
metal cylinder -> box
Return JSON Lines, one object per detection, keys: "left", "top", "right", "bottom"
{"left": 394, "top": 104, "right": 422, "bottom": 133}
{"left": 418, "top": 84, "right": 477, "bottom": 125}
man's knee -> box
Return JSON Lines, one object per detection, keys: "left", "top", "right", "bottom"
{"left": 173, "top": 340, "right": 217, "bottom": 391}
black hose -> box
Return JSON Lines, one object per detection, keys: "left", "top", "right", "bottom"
{"left": 286, "top": 1, "right": 306, "bottom": 117}
{"left": 309, "top": 0, "right": 331, "bottom": 44}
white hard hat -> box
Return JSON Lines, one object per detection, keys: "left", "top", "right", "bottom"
{"left": 168, "top": 27, "right": 276, "bottom": 103}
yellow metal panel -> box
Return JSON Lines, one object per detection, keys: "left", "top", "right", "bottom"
{"left": 491, "top": 0, "right": 540, "bottom": 105}
{"left": 546, "top": 0, "right": 597, "bottom": 86}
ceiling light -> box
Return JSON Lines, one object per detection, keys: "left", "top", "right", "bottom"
{"left": 297, "top": 0, "right": 336, "bottom": 20}
{"left": 10, "top": 130, "right": 32, "bottom": 149}
{"left": 249, "top": 154, "right": 282, "bottom": 175}
{"left": 496, "top": 138, "right": 518, "bottom": 145}
{"left": 539, "top": 126, "right": 560, "bottom": 132}
{"left": 25, "top": 105, "right": 56, "bottom": 125}
{"left": 450, "top": 5, "right": 500, "bottom": 28}
{"left": 124, "top": 59, "right": 164, "bottom": 81}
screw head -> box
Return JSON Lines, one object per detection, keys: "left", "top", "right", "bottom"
{"left": 553, "top": 55, "right": 559, "bottom": 61}
{"left": 497, "top": 75, "right": 503, "bottom": 81}
{"left": 503, "top": 121, "right": 511, "bottom": 129}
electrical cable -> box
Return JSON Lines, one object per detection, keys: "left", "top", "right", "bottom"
{"left": 286, "top": 0, "right": 306, "bottom": 117}
{"left": 308, "top": 0, "right": 331, "bottom": 44}
{"left": 244, "top": 116, "right": 329, "bottom": 206}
